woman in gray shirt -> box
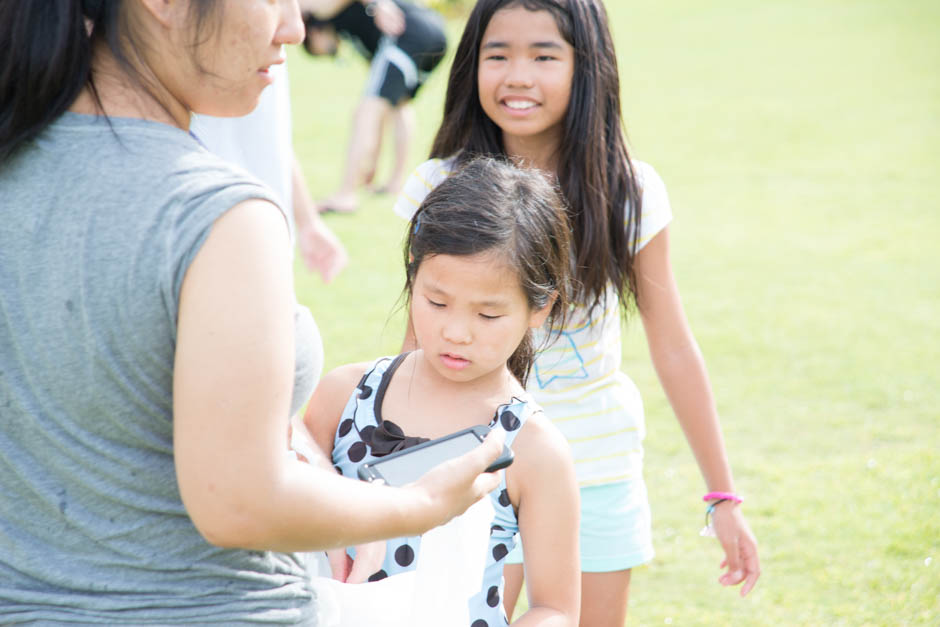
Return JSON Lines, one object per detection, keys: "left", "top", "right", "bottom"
{"left": 0, "top": 1, "right": 502, "bottom": 623}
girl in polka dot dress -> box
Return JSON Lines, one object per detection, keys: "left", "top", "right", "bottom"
{"left": 304, "top": 158, "right": 581, "bottom": 625}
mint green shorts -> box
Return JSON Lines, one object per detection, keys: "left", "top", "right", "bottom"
{"left": 505, "top": 478, "right": 654, "bottom": 572}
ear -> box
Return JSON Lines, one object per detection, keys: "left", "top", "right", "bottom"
{"left": 138, "top": 0, "right": 186, "bottom": 28}
{"left": 528, "top": 291, "right": 558, "bottom": 329}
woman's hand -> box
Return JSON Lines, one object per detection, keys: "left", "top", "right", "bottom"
{"left": 402, "top": 429, "right": 505, "bottom": 530}
{"left": 711, "top": 502, "right": 761, "bottom": 596}
{"left": 322, "top": 432, "right": 506, "bottom": 583}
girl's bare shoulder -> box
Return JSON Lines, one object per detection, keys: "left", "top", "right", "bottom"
{"left": 320, "top": 361, "right": 375, "bottom": 392}
{"left": 304, "top": 361, "right": 374, "bottom": 447}
{"left": 507, "top": 408, "right": 575, "bottom": 494}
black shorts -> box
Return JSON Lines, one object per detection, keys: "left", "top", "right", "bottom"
{"left": 364, "top": 7, "right": 446, "bottom": 105}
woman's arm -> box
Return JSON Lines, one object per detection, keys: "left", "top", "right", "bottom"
{"left": 508, "top": 415, "right": 581, "bottom": 625}
{"left": 304, "top": 362, "right": 390, "bottom": 582}
{"left": 635, "top": 226, "right": 760, "bottom": 596}
{"left": 173, "top": 199, "right": 503, "bottom": 552}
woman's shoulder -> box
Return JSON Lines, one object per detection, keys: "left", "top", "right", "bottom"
{"left": 64, "top": 114, "right": 280, "bottom": 214}
{"left": 26, "top": 114, "right": 283, "bottom": 296}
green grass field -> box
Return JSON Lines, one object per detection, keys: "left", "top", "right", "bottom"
{"left": 288, "top": 1, "right": 939, "bottom": 624}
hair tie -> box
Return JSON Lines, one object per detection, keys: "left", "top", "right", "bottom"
{"left": 702, "top": 491, "right": 743, "bottom": 504}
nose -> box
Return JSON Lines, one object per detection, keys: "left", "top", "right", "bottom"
{"left": 276, "top": 0, "right": 305, "bottom": 46}
{"left": 505, "top": 58, "right": 534, "bottom": 88}
{"left": 441, "top": 315, "right": 472, "bottom": 345}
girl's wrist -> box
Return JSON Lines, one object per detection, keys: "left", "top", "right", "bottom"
{"left": 703, "top": 491, "right": 743, "bottom": 504}
{"left": 699, "top": 495, "right": 740, "bottom": 537}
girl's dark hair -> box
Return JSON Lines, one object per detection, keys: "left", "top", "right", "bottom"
{"left": 430, "top": 0, "right": 642, "bottom": 315}
{"left": 0, "top": 0, "right": 220, "bottom": 164}
{"left": 405, "top": 157, "right": 571, "bottom": 386}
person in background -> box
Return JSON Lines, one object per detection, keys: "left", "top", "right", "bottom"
{"left": 0, "top": 1, "right": 503, "bottom": 623}
{"left": 300, "top": 0, "right": 447, "bottom": 213}
{"left": 191, "top": 61, "right": 348, "bottom": 283}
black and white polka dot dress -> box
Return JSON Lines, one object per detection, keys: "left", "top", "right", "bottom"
{"left": 331, "top": 354, "right": 537, "bottom": 626}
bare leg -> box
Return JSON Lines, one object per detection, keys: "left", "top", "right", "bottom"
{"left": 364, "top": 105, "right": 394, "bottom": 190}
{"left": 318, "top": 96, "right": 391, "bottom": 213}
{"left": 502, "top": 563, "right": 525, "bottom": 621}
{"left": 504, "top": 566, "right": 631, "bottom": 625}
{"left": 579, "top": 570, "right": 631, "bottom": 627}
{"left": 378, "top": 101, "right": 415, "bottom": 196}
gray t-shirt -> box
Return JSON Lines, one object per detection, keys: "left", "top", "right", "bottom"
{"left": 0, "top": 113, "right": 319, "bottom": 624}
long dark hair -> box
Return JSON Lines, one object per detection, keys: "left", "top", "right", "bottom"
{"left": 404, "top": 157, "right": 572, "bottom": 386}
{"left": 430, "top": 0, "right": 642, "bottom": 315}
{"left": 0, "top": 0, "right": 220, "bottom": 164}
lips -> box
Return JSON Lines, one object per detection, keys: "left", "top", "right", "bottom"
{"left": 440, "top": 353, "right": 471, "bottom": 370}
{"left": 260, "top": 55, "right": 286, "bottom": 74}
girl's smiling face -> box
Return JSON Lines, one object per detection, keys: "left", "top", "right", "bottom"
{"left": 411, "top": 252, "right": 553, "bottom": 386}
{"left": 476, "top": 6, "right": 575, "bottom": 159}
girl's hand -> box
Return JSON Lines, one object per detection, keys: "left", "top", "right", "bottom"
{"left": 711, "top": 502, "right": 761, "bottom": 596}
{"left": 326, "top": 542, "right": 387, "bottom": 583}
{"left": 326, "top": 547, "right": 351, "bottom": 582}
{"left": 296, "top": 213, "right": 348, "bottom": 283}
{"left": 291, "top": 157, "right": 349, "bottom": 284}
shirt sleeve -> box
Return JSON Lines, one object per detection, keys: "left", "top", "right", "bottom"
{"left": 631, "top": 160, "right": 674, "bottom": 251}
{"left": 392, "top": 158, "right": 455, "bottom": 220}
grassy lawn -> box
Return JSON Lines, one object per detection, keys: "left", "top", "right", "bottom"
{"left": 288, "top": 1, "right": 939, "bottom": 624}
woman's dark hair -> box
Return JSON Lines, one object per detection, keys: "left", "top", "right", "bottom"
{"left": 0, "top": 0, "right": 220, "bottom": 164}
{"left": 404, "top": 157, "right": 572, "bottom": 386}
{"left": 430, "top": 0, "right": 642, "bottom": 315}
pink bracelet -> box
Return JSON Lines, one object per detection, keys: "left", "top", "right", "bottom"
{"left": 703, "top": 491, "right": 743, "bottom": 504}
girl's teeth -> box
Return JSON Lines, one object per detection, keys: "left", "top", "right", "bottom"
{"left": 505, "top": 100, "right": 536, "bottom": 110}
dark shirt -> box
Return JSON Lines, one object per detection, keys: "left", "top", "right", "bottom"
{"left": 331, "top": 0, "right": 446, "bottom": 70}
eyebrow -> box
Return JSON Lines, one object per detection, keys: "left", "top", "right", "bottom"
{"left": 481, "top": 41, "right": 565, "bottom": 50}
{"left": 475, "top": 299, "right": 510, "bottom": 308}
